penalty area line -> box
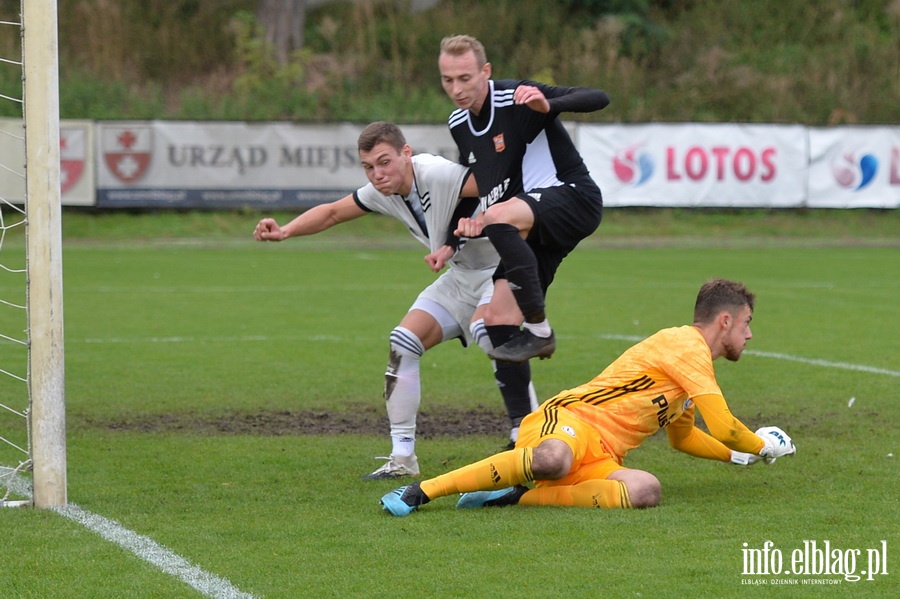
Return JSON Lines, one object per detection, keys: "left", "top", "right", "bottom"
{"left": 6, "top": 473, "right": 256, "bottom": 599}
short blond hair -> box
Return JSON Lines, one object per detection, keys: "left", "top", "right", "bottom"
{"left": 440, "top": 35, "right": 487, "bottom": 68}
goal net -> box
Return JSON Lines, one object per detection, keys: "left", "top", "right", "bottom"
{"left": 0, "top": 0, "right": 66, "bottom": 509}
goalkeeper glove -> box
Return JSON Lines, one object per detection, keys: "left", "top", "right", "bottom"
{"left": 730, "top": 450, "right": 762, "bottom": 466}
{"left": 755, "top": 426, "right": 796, "bottom": 464}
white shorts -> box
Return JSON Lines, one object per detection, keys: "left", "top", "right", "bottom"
{"left": 411, "top": 266, "right": 494, "bottom": 346}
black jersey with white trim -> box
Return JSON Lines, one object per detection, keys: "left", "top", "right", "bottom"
{"left": 447, "top": 79, "right": 609, "bottom": 209}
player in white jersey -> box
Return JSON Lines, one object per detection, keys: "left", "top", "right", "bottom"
{"left": 253, "top": 122, "right": 538, "bottom": 479}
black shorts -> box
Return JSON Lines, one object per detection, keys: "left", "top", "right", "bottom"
{"left": 494, "top": 183, "right": 603, "bottom": 292}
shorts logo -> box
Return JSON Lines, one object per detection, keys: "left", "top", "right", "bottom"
{"left": 561, "top": 425, "right": 576, "bottom": 438}
{"left": 528, "top": 192, "right": 542, "bottom": 202}
{"left": 493, "top": 134, "right": 506, "bottom": 153}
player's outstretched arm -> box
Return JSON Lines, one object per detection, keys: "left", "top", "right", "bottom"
{"left": 666, "top": 409, "right": 732, "bottom": 461}
{"left": 692, "top": 393, "right": 766, "bottom": 454}
{"left": 253, "top": 195, "right": 366, "bottom": 242}
{"left": 544, "top": 85, "right": 610, "bottom": 114}
{"left": 693, "top": 395, "right": 796, "bottom": 465}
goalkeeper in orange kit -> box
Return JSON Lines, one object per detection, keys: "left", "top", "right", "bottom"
{"left": 381, "top": 278, "right": 797, "bottom": 516}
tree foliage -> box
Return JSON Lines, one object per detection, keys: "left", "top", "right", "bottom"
{"left": 2, "top": 0, "right": 893, "bottom": 123}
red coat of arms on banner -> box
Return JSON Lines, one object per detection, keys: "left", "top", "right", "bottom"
{"left": 103, "top": 126, "right": 153, "bottom": 184}
{"left": 59, "top": 127, "right": 85, "bottom": 194}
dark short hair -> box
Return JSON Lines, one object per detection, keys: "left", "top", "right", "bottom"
{"left": 357, "top": 121, "right": 406, "bottom": 154}
{"left": 440, "top": 34, "right": 487, "bottom": 68}
{"left": 693, "top": 279, "right": 755, "bottom": 324}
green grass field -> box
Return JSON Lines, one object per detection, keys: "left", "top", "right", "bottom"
{"left": 1, "top": 210, "right": 898, "bottom": 598}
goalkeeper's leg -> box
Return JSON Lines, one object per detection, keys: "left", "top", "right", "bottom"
{"left": 519, "top": 468, "right": 660, "bottom": 509}
{"left": 420, "top": 438, "right": 568, "bottom": 499}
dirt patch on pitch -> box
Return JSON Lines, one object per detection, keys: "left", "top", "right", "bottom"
{"left": 94, "top": 403, "right": 509, "bottom": 438}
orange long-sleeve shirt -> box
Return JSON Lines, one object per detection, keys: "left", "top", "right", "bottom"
{"left": 543, "top": 326, "right": 763, "bottom": 462}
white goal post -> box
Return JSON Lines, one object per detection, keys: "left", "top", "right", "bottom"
{"left": 0, "top": 0, "right": 66, "bottom": 508}
{"left": 24, "top": 0, "right": 66, "bottom": 509}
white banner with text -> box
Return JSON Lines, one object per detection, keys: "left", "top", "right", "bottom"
{"left": 0, "top": 119, "right": 896, "bottom": 209}
{"left": 94, "top": 121, "right": 457, "bottom": 208}
{"left": 579, "top": 123, "right": 809, "bottom": 208}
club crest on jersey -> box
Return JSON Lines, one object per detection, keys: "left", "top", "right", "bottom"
{"left": 493, "top": 134, "right": 506, "bottom": 153}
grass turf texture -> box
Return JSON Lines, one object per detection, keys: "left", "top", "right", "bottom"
{"left": 1, "top": 209, "right": 898, "bottom": 598}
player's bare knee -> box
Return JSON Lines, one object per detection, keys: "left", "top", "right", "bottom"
{"left": 531, "top": 439, "right": 573, "bottom": 480}
{"left": 608, "top": 469, "right": 660, "bottom": 508}
{"left": 483, "top": 197, "right": 533, "bottom": 232}
{"left": 627, "top": 472, "right": 662, "bottom": 508}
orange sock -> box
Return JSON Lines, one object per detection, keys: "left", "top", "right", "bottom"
{"left": 518, "top": 479, "right": 633, "bottom": 509}
{"left": 421, "top": 448, "right": 533, "bottom": 500}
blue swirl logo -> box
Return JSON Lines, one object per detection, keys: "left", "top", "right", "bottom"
{"left": 831, "top": 149, "right": 878, "bottom": 190}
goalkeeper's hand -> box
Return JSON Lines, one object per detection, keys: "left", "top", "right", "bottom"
{"left": 755, "top": 426, "right": 797, "bottom": 464}
{"left": 730, "top": 450, "right": 762, "bottom": 466}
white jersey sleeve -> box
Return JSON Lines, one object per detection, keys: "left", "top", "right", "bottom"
{"left": 354, "top": 154, "right": 499, "bottom": 272}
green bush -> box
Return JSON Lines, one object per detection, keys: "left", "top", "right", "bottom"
{"left": 40, "top": 0, "right": 900, "bottom": 123}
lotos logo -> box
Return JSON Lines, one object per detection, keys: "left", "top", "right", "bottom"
{"left": 831, "top": 148, "right": 878, "bottom": 191}
{"left": 613, "top": 143, "right": 654, "bottom": 186}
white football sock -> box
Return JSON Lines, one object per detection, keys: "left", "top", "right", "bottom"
{"left": 523, "top": 319, "right": 552, "bottom": 338}
{"left": 384, "top": 326, "right": 425, "bottom": 455}
{"left": 392, "top": 436, "right": 416, "bottom": 459}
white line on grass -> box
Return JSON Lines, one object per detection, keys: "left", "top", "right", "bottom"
{"left": 4, "top": 474, "right": 257, "bottom": 599}
{"left": 743, "top": 350, "right": 900, "bottom": 377}
{"left": 71, "top": 332, "right": 900, "bottom": 378}
{"left": 597, "top": 334, "right": 900, "bottom": 377}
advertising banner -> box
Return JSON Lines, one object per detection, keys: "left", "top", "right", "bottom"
{"left": 579, "top": 123, "right": 808, "bottom": 208}
{"left": 807, "top": 126, "right": 900, "bottom": 209}
{"left": 0, "top": 119, "right": 25, "bottom": 204}
{"left": 59, "top": 122, "right": 95, "bottom": 206}
{"left": 95, "top": 121, "right": 456, "bottom": 208}
{"left": 0, "top": 119, "right": 94, "bottom": 207}
{"left": 1, "top": 118, "right": 894, "bottom": 210}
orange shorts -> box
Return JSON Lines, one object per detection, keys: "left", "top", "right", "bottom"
{"left": 516, "top": 405, "right": 624, "bottom": 487}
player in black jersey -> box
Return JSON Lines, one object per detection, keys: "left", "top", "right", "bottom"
{"left": 439, "top": 34, "right": 609, "bottom": 363}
